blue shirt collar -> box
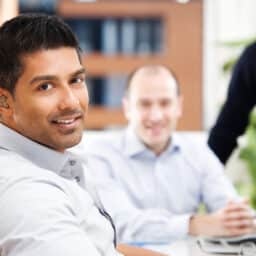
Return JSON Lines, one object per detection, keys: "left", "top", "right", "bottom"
{"left": 123, "top": 125, "right": 180, "bottom": 157}
{"left": 0, "top": 123, "right": 79, "bottom": 176}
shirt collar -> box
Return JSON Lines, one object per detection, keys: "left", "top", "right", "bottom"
{"left": 123, "top": 125, "right": 180, "bottom": 157}
{"left": 123, "top": 126, "right": 145, "bottom": 157}
{"left": 0, "top": 123, "right": 77, "bottom": 176}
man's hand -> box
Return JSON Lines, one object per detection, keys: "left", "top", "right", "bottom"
{"left": 189, "top": 199, "right": 255, "bottom": 237}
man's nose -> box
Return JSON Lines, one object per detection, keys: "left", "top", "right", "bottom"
{"left": 149, "top": 105, "right": 163, "bottom": 121}
{"left": 58, "top": 86, "right": 79, "bottom": 110}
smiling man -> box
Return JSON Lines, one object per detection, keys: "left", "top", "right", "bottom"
{"left": 122, "top": 66, "right": 182, "bottom": 156}
{"left": 84, "top": 65, "right": 255, "bottom": 243}
{"left": 6, "top": 48, "right": 87, "bottom": 152}
{"left": 0, "top": 14, "right": 166, "bottom": 256}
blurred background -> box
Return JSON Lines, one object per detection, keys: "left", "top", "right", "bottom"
{"left": 1, "top": 0, "right": 256, "bottom": 131}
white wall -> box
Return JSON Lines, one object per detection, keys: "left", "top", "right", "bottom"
{"left": 203, "top": 0, "right": 256, "bottom": 130}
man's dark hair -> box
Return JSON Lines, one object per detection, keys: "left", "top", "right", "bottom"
{"left": 0, "top": 13, "right": 81, "bottom": 95}
{"left": 126, "top": 64, "right": 181, "bottom": 96}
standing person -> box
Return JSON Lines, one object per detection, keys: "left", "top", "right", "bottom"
{"left": 83, "top": 65, "right": 255, "bottom": 244}
{"left": 0, "top": 13, "right": 165, "bottom": 256}
{"left": 208, "top": 42, "right": 256, "bottom": 164}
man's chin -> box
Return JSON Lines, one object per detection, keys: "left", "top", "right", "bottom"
{"left": 53, "top": 134, "right": 83, "bottom": 151}
{"left": 147, "top": 133, "right": 165, "bottom": 141}
{"left": 146, "top": 135, "right": 169, "bottom": 146}
{"left": 146, "top": 127, "right": 165, "bottom": 137}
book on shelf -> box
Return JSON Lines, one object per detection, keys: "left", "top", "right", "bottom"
{"left": 19, "top": 0, "right": 57, "bottom": 13}
{"left": 151, "top": 19, "right": 163, "bottom": 53}
{"left": 102, "top": 76, "right": 127, "bottom": 108}
{"left": 101, "top": 19, "right": 119, "bottom": 55}
{"left": 65, "top": 17, "right": 164, "bottom": 55}
{"left": 86, "top": 78, "right": 104, "bottom": 105}
{"left": 120, "top": 18, "right": 136, "bottom": 54}
{"left": 66, "top": 19, "right": 95, "bottom": 54}
{"left": 136, "top": 19, "right": 152, "bottom": 54}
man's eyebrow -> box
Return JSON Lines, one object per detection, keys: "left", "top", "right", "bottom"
{"left": 29, "top": 68, "right": 86, "bottom": 85}
{"left": 71, "top": 68, "right": 86, "bottom": 77}
{"left": 29, "top": 75, "right": 58, "bottom": 85}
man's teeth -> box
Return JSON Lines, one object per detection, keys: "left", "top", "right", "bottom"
{"left": 55, "top": 119, "right": 74, "bottom": 124}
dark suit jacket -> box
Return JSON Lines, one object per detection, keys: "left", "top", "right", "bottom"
{"left": 208, "top": 42, "right": 256, "bottom": 164}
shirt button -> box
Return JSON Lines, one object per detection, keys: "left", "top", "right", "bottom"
{"left": 69, "top": 160, "right": 76, "bottom": 166}
{"left": 74, "top": 176, "right": 80, "bottom": 182}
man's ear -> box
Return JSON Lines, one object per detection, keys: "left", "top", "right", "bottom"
{"left": 122, "top": 97, "right": 130, "bottom": 121}
{"left": 0, "top": 88, "right": 13, "bottom": 122}
{"left": 0, "top": 94, "right": 10, "bottom": 109}
{"left": 177, "top": 95, "right": 183, "bottom": 118}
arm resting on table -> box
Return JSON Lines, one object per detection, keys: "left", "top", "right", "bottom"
{"left": 117, "top": 244, "right": 168, "bottom": 256}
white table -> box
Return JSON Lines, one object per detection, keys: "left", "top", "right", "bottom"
{"left": 144, "top": 238, "right": 238, "bottom": 256}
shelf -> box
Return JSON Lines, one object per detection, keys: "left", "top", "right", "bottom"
{"left": 58, "top": 0, "right": 171, "bottom": 18}
{"left": 83, "top": 54, "right": 169, "bottom": 76}
{"left": 85, "top": 106, "right": 127, "bottom": 129}
{"left": 57, "top": 0, "right": 203, "bottom": 130}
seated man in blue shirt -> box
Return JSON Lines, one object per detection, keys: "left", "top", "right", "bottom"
{"left": 0, "top": 13, "right": 165, "bottom": 256}
{"left": 83, "top": 64, "right": 255, "bottom": 244}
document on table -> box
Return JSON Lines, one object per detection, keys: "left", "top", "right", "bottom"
{"left": 197, "top": 234, "right": 256, "bottom": 254}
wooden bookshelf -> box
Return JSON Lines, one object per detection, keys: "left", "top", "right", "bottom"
{"left": 83, "top": 54, "right": 169, "bottom": 76}
{"left": 58, "top": 1, "right": 173, "bottom": 17}
{"left": 86, "top": 106, "right": 126, "bottom": 129}
{"left": 57, "top": 0, "right": 203, "bottom": 130}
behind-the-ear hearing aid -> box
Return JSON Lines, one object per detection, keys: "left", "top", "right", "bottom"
{"left": 0, "top": 95, "right": 10, "bottom": 108}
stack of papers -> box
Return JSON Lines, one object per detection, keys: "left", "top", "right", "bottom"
{"left": 197, "top": 234, "right": 256, "bottom": 254}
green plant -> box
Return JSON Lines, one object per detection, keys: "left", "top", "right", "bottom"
{"left": 239, "top": 106, "right": 256, "bottom": 208}
{"left": 220, "top": 37, "right": 256, "bottom": 74}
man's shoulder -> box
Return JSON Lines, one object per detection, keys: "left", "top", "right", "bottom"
{"left": 174, "top": 132, "right": 220, "bottom": 163}
{"left": 0, "top": 149, "right": 65, "bottom": 191}
{"left": 174, "top": 132, "right": 224, "bottom": 171}
{"left": 0, "top": 148, "right": 31, "bottom": 170}
{"left": 174, "top": 131, "right": 208, "bottom": 151}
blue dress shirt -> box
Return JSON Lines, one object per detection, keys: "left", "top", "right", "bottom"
{"left": 79, "top": 126, "right": 238, "bottom": 243}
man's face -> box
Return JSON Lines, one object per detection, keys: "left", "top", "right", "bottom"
{"left": 123, "top": 71, "right": 182, "bottom": 155}
{"left": 4, "top": 47, "right": 88, "bottom": 152}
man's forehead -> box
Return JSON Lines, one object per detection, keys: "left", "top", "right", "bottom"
{"left": 132, "top": 87, "right": 177, "bottom": 104}
{"left": 132, "top": 77, "right": 177, "bottom": 96}
{"left": 131, "top": 71, "right": 176, "bottom": 88}
{"left": 20, "top": 48, "right": 83, "bottom": 73}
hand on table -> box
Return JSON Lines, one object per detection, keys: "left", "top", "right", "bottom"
{"left": 189, "top": 199, "right": 255, "bottom": 237}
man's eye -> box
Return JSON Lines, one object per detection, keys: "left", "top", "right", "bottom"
{"left": 140, "top": 102, "right": 151, "bottom": 108}
{"left": 161, "top": 100, "right": 171, "bottom": 107}
{"left": 38, "top": 83, "right": 53, "bottom": 91}
{"left": 71, "top": 77, "right": 85, "bottom": 84}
